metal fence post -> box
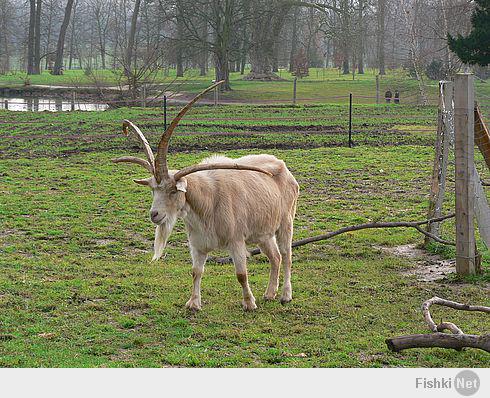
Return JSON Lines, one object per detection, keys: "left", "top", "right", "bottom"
{"left": 376, "top": 75, "right": 380, "bottom": 105}
{"left": 348, "top": 93, "right": 353, "bottom": 148}
{"left": 293, "top": 77, "right": 297, "bottom": 106}
{"left": 163, "top": 95, "right": 167, "bottom": 131}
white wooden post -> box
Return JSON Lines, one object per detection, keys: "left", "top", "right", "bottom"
{"left": 454, "top": 73, "right": 477, "bottom": 276}
{"left": 426, "top": 81, "right": 452, "bottom": 244}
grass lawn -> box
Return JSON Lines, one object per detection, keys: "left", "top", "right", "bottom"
{"left": 2, "top": 67, "right": 489, "bottom": 105}
{"left": 0, "top": 103, "right": 489, "bottom": 367}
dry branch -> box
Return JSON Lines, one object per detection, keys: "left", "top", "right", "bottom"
{"left": 386, "top": 297, "right": 490, "bottom": 353}
{"left": 386, "top": 333, "right": 490, "bottom": 352}
{"left": 210, "top": 213, "right": 455, "bottom": 264}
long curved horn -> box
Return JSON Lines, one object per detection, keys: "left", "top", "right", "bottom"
{"left": 122, "top": 119, "right": 155, "bottom": 166}
{"left": 112, "top": 156, "right": 154, "bottom": 174}
{"left": 154, "top": 80, "right": 225, "bottom": 183}
{"left": 173, "top": 163, "right": 272, "bottom": 181}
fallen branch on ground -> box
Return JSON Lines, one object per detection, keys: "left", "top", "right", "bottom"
{"left": 386, "top": 297, "right": 490, "bottom": 353}
{"left": 210, "top": 213, "right": 455, "bottom": 264}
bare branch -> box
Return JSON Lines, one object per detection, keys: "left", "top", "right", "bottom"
{"left": 211, "top": 213, "right": 456, "bottom": 264}
{"left": 387, "top": 297, "right": 490, "bottom": 353}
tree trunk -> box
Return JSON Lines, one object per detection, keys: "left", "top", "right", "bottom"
{"left": 0, "top": 3, "right": 10, "bottom": 72}
{"left": 32, "top": 0, "right": 42, "bottom": 74}
{"left": 289, "top": 7, "right": 299, "bottom": 72}
{"left": 340, "top": 0, "right": 350, "bottom": 74}
{"left": 95, "top": 2, "right": 107, "bottom": 70}
{"left": 342, "top": 58, "right": 349, "bottom": 74}
{"left": 68, "top": 0, "right": 77, "bottom": 70}
{"left": 44, "top": 0, "right": 54, "bottom": 70}
{"left": 52, "top": 0, "right": 75, "bottom": 75}
{"left": 240, "top": 0, "right": 250, "bottom": 75}
{"left": 272, "top": 44, "right": 279, "bottom": 72}
{"left": 199, "top": 22, "right": 208, "bottom": 76}
{"left": 175, "top": 8, "right": 184, "bottom": 77}
{"left": 124, "top": 0, "right": 141, "bottom": 76}
{"left": 215, "top": 50, "right": 230, "bottom": 91}
{"left": 246, "top": 0, "right": 290, "bottom": 80}
{"left": 357, "top": 0, "right": 364, "bottom": 74}
{"left": 377, "top": 0, "right": 386, "bottom": 75}
{"left": 439, "top": 0, "right": 451, "bottom": 72}
{"left": 27, "top": 0, "right": 36, "bottom": 74}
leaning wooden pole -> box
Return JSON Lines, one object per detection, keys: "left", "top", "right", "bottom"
{"left": 454, "top": 73, "right": 477, "bottom": 276}
{"left": 474, "top": 104, "right": 490, "bottom": 170}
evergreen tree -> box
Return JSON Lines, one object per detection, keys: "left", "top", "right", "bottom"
{"left": 448, "top": 0, "right": 490, "bottom": 66}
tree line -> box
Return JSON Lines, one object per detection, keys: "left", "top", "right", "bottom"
{"left": 0, "top": 0, "right": 478, "bottom": 90}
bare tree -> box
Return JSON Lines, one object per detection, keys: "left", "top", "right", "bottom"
{"left": 377, "top": 0, "right": 385, "bottom": 74}
{"left": 245, "top": 0, "right": 291, "bottom": 80}
{"left": 52, "top": 0, "right": 75, "bottom": 74}
{"left": 400, "top": 0, "right": 427, "bottom": 104}
{"left": 0, "top": 0, "right": 14, "bottom": 72}
{"left": 124, "top": 0, "right": 141, "bottom": 76}
{"left": 27, "top": 0, "right": 36, "bottom": 73}
{"left": 91, "top": 0, "right": 110, "bottom": 69}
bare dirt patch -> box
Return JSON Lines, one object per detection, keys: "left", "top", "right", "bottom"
{"left": 375, "top": 243, "right": 455, "bottom": 282}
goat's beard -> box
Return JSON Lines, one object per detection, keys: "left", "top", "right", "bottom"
{"left": 151, "top": 215, "right": 177, "bottom": 261}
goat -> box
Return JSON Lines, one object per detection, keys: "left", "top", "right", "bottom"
{"left": 113, "top": 81, "right": 299, "bottom": 311}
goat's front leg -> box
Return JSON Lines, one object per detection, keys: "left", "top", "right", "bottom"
{"left": 185, "top": 247, "right": 207, "bottom": 311}
{"left": 230, "top": 244, "right": 257, "bottom": 311}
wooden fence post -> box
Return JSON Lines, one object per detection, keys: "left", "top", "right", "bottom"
{"left": 425, "top": 81, "right": 452, "bottom": 244}
{"left": 454, "top": 73, "right": 477, "bottom": 276}
{"left": 376, "top": 75, "right": 380, "bottom": 105}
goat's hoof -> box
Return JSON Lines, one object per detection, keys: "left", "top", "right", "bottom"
{"left": 185, "top": 298, "right": 202, "bottom": 312}
{"left": 280, "top": 296, "right": 292, "bottom": 305}
{"left": 242, "top": 299, "right": 257, "bottom": 311}
{"left": 263, "top": 293, "right": 277, "bottom": 301}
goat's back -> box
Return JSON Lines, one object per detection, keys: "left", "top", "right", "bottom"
{"left": 185, "top": 154, "right": 298, "bottom": 246}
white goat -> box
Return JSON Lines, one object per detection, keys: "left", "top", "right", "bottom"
{"left": 113, "top": 82, "right": 299, "bottom": 311}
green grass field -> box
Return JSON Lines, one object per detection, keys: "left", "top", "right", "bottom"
{"left": 2, "top": 67, "right": 489, "bottom": 105}
{"left": 0, "top": 101, "right": 489, "bottom": 367}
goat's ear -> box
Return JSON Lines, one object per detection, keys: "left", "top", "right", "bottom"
{"left": 175, "top": 178, "right": 187, "bottom": 192}
{"left": 133, "top": 178, "right": 151, "bottom": 186}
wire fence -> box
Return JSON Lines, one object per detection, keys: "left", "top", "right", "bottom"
{"left": 1, "top": 78, "right": 488, "bottom": 148}
{"left": 0, "top": 72, "right": 444, "bottom": 112}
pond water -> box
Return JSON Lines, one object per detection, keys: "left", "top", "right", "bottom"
{"left": 0, "top": 97, "right": 108, "bottom": 112}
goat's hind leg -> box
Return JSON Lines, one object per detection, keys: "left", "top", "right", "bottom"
{"left": 185, "top": 247, "right": 207, "bottom": 311}
{"left": 258, "top": 238, "right": 282, "bottom": 301}
{"left": 230, "top": 243, "right": 257, "bottom": 311}
{"left": 276, "top": 217, "right": 294, "bottom": 304}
